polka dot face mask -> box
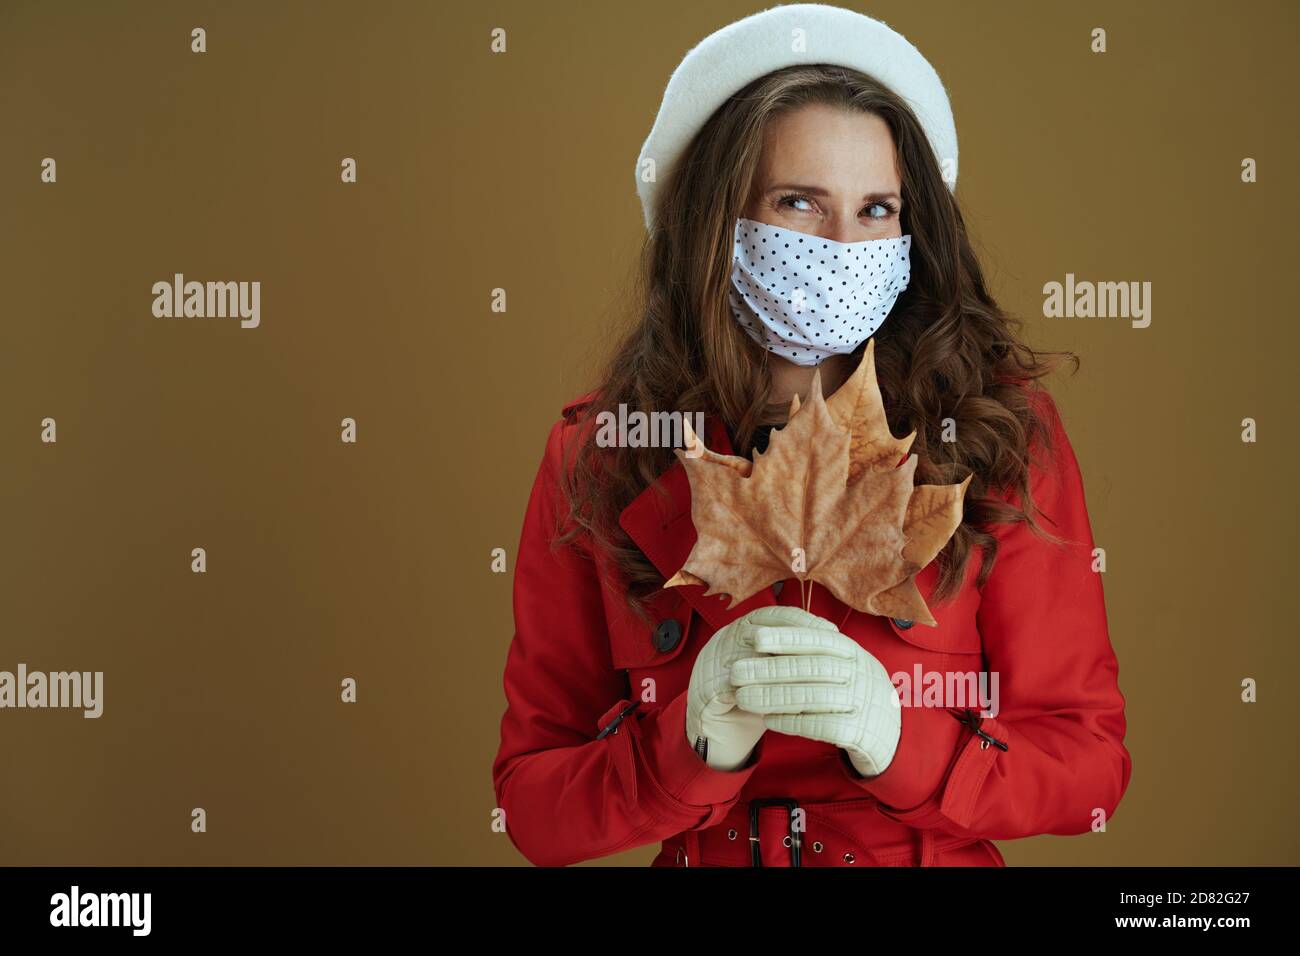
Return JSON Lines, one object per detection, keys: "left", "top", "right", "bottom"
{"left": 727, "top": 216, "right": 912, "bottom": 366}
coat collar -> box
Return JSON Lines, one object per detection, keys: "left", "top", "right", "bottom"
{"left": 617, "top": 414, "right": 853, "bottom": 633}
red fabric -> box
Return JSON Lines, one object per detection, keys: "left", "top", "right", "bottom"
{"left": 492, "top": 386, "right": 1132, "bottom": 866}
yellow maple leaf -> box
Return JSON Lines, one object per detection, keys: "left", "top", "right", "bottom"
{"left": 667, "top": 338, "right": 970, "bottom": 626}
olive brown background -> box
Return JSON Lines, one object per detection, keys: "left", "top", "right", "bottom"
{"left": 1, "top": 0, "right": 1296, "bottom": 865}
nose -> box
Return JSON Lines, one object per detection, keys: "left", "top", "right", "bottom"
{"left": 817, "top": 205, "right": 899, "bottom": 243}
{"left": 819, "top": 209, "right": 868, "bottom": 244}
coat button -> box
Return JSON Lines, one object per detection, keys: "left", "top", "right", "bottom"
{"left": 891, "top": 618, "right": 915, "bottom": 630}
{"left": 653, "top": 618, "right": 683, "bottom": 653}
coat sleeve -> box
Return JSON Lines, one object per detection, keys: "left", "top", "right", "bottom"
{"left": 838, "top": 387, "right": 1133, "bottom": 839}
{"left": 491, "top": 418, "right": 761, "bottom": 866}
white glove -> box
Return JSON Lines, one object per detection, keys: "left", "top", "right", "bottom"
{"left": 685, "top": 605, "right": 817, "bottom": 771}
{"left": 730, "top": 609, "right": 901, "bottom": 777}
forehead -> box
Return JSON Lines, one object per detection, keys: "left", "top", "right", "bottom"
{"left": 756, "top": 103, "right": 899, "bottom": 186}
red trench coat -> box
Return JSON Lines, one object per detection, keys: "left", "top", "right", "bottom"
{"left": 492, "top": 384, "right": 1132, "bottom": 867}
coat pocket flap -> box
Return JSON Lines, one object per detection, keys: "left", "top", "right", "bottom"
{"left": 886, "top": 613, "right": 983, "bottom": 655}
{"left": 881, "top": 562, "right": 983, "bottom": 655}
{"left": 606, "top": 589, "right": 694, "bottom": 669}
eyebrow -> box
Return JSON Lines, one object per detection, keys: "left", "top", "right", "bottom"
{"left": 766, "top": 184, "right": 902, "bottom": 203}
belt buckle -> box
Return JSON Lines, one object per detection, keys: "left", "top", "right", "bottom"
{"left": 748, "top": 797, "right": 802, "bottom": 867}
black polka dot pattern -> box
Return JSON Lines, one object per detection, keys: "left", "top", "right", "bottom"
{"left": 727, "top": 216, "right": 912, "bottom": 366}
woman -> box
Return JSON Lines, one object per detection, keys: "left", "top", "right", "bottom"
{"left": 492, "top": 4, "right": 1131, "bottom": 867}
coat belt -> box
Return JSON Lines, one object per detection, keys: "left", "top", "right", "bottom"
{"left": 662, "top": 798, "right": 978, "bottom": 867}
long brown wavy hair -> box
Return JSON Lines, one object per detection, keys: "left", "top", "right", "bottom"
{"left": 559, "top": 64, "right": 1077, "bottom": 619}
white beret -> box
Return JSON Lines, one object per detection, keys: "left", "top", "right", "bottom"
{"left": 635, "top": 2, "right": 957, "bottom": 231}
